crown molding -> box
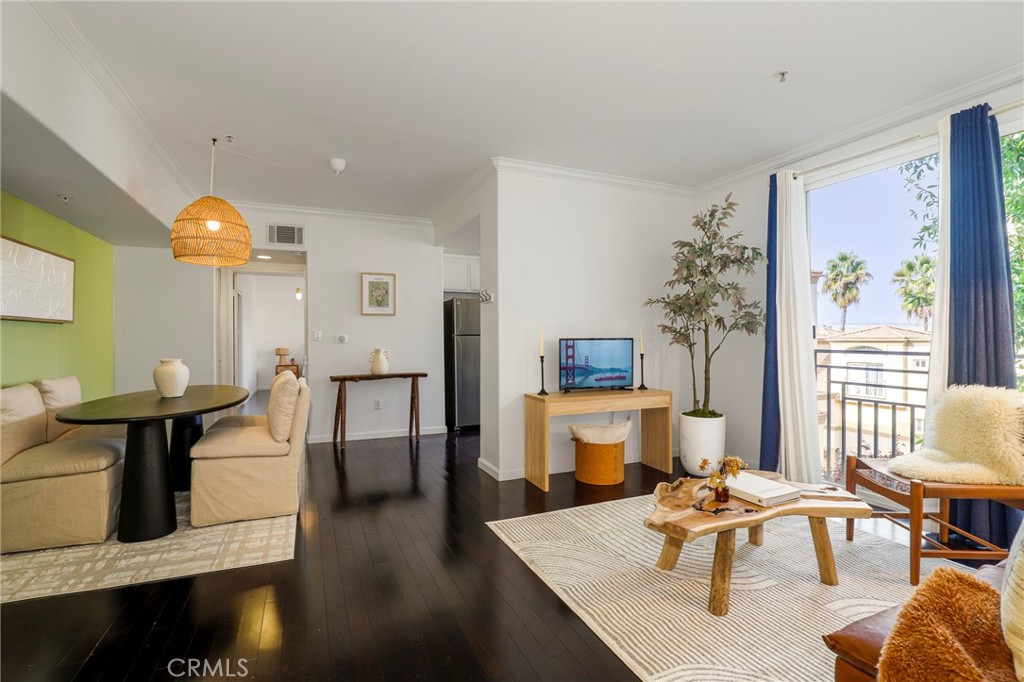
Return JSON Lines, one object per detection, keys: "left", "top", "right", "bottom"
{"left": 492, "top": 157, "right": 694, "bottom": 196}
{"left": 231, "top": 199, "right": 433, "bottom": 227}
{"left": 695, "top": 63, "right": 1024, "bottom": 193}
{"left": 433, "top": 159, "right": 499, "bottom": 225}
{"left": 30, "top": 2, "right": 198, "bottom": 199}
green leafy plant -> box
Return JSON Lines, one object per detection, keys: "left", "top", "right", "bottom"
{"left": 644, "top": 194, "right": 765, "bottom": 418}
{"left": 821, "top": 251, "right": 873, "bottom": 331}
{"left": 891, "top": 253, "right": 936, "bottom": 330}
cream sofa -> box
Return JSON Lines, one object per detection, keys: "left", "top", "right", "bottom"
{"left": 190, "top": 376, "right": 310, "bottom": 527}
{"left": 1, "top": 377, "right": 126, "bottom": 553}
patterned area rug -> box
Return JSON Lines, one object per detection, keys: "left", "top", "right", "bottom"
{"left": 1, "top": 493, "right": 296, "bottom": 603}
{"left": 488, "top": 495, "right": 967, "bottom": 682}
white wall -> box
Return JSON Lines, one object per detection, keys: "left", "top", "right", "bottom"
{"left": 693, "top": 80, "right": 1024, "bottom": 468}
{"left": 235, "top": 274, "right": 305, "bottom": 391}
{"left": 114, "top": 246, "right": 217, "bottom": 393}
{"left": 433, "top": 167, "right": 500, "bottom": 475}
{"left": 234, "top": 203, "right": 445, "bottom": 443}
{"left": 491, "top": 161, "right": 694, "bottom": 479}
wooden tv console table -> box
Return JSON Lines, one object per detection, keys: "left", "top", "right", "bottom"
{"left": 523, "top": 389, "right": 673, "bottom": 492}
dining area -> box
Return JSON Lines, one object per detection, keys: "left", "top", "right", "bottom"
{"left": 0, "top": 368, "right": 309, "bottom": 603}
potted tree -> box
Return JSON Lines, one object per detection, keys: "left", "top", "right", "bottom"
{"left": 644, "top": 194, "right": 765, "bottom": 475}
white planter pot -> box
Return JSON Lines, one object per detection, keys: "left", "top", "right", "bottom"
{"left": 369, "top": 348, "right": 390, "bottom": 375}
{"left": 153, "top": 358, "right": 189, "bottom": 398}
{"left": 678, "top": 413, "right": 726, "bottom": 476}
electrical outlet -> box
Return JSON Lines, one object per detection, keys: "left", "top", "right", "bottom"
{"left": 373, "top": 399, "right": 382, "bottom": 411}
{"left": 313, "top": 330, "right": 322, "bottom": 342}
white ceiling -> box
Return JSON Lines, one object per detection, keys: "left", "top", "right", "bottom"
{"left": 33, "top": 3, "right": 1024, "bottom": 219}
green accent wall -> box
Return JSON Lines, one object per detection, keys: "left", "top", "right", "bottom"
{"left": 1, "top": 192, "right": 114, "bottom": 400}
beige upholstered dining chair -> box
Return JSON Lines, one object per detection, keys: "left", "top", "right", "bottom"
{"left": 190, "top": 374, "right": 310, "bottom": 527}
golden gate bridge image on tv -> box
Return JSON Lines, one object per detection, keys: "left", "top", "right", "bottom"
{"left": 559, "top": 339, "right": 632, "bottom": 391}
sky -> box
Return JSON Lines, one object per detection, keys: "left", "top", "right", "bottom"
{"left": 808, "top": 160, "right": 938, "bottom": 330}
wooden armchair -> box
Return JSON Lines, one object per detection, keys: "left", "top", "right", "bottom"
{"left": 845, "top": 455, "right": 1024, "bottom": 584}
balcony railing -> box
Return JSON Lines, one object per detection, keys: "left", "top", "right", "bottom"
{"left": 815, "top": 348, "right": 930, "bottom": 483}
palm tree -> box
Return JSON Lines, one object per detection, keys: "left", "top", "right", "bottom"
{"left": 891, "top": 254, "right": 935, "bottom": 331}
{"left": 822, "top": 251, "right": 873, "bottom": 331}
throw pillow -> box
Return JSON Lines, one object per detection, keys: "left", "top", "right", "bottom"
{"left": 1004, "top": 523, "right": 1024, "bottom": 679}
{"left": 33, "top": 376, "right": 82, "bottom": 441}
{"left": 878, "top": 567, "right": 1016, "bottom": 682}
{"left": 267, "top": 371, "right": 299, "bottom": 442}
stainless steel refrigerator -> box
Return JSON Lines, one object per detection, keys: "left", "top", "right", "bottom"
{"left": 444, "top": 298, "right": 481, "bottom": 430}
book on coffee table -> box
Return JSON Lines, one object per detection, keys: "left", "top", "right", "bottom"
{"left": 728, "top": 472, "right": 802, "bottom": 507}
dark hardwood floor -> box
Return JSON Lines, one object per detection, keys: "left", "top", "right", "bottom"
{"left": 2, "top": 428, "right": 943, "bottom": 682}
{"left": 1, "top": 433, "right": 691, "bottom": 681}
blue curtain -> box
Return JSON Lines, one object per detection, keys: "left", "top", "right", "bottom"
{"left": 759, "top": 174, "right": 781, "bottom": 472}
{"left": 946, "top": 103, "right": 1023, "bottom": 548}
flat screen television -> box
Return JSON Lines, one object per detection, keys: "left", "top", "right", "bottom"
{"left": 559, "top": 338, "right": 633, "bottom": 391}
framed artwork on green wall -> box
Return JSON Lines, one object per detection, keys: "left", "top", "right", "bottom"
{"left": 1, "top": 236, "right": 75, "bottom": 323}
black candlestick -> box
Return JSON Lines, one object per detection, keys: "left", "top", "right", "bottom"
{"left": 638, "top": 352, "right": 648, "bottom": 390}
{"left": 538, "top": 355, "right": 549, "bottom": 395}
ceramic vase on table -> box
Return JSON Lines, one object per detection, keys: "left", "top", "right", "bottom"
{"left": 153, "top": 358, "right": 189, "bottom": 398}
{"left": 369, "top": 348, "right": 390, "bottom": 375}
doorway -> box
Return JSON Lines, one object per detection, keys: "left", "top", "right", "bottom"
{"left": 216, "top": 249, "right": 307, "bottom": 406}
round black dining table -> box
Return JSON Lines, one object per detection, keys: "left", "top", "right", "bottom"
{"left": 57, "top": 385, "right": 249, "bottom": 542}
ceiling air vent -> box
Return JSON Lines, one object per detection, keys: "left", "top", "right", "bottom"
{"left": 268, "top": 224, "right": 304, "bottom": 245}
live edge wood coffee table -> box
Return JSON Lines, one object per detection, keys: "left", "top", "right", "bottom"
{"left": 644, "top": 474, "right": 872, "bottom": 616}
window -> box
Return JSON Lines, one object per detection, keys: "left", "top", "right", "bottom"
{"left": 847, "top": 362, "right": 884, "bottom": 398}
{"left": 914, "top": 417, "right": 925, "bottom": 434}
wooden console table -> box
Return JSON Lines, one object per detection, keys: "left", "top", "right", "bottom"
{"left": 523, "top": 389, "right": 673, "bottom": 492}
{"left": 331, "top": 372, "right": 428, "bottom": 448}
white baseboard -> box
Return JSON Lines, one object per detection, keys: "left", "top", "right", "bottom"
{"left": 307, "top": 426, "right": 447, "bottom": 444}
{"left": 476, "top": 459, "right": 524, "bottom": 481}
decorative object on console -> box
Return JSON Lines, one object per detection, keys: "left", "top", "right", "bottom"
{"left": 153, "top": 359, "right": 189, "bottom": 398}
{"left": 644, "top": 195, "right": 765, "bottom": 475}
{"left": 699, "top": 455, "right": 748, "bottom": 503}
{"left": 171, "top": 138, "right": 251, "bottom": 266}
{"left": 0, "top": 237, "right": 75, "bottom": 323}
{"left": 361, "top": 272, "right": 396, "bottom": 315}
{"left": 638, "top": 328, "right": 648, "bottom": 390}
{"left": 369, "top": 347, "right": 390, "bottom": 374}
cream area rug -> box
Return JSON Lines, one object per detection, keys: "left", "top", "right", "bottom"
{"left": 488, "top": 495, "right": 968, "bottom": 682}
{"left": 1, "top": 493, "right": 296, "bottom": 604}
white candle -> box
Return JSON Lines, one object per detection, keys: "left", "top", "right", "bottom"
{"left": 639, "top": 329, "right": 644, "bottom": 354}
{"left": 540, "top": 328, "right": 545, "bottom": 357}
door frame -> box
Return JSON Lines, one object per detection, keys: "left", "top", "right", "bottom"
{"left": 216, "top": 262, "right": 307, "bottom": 387}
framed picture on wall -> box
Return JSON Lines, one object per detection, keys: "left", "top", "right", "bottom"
{"left": 361, "top": 272, "right": 396, "bottom": 315}
{"left": 0, "top": 236, "right": 75, "bottom": 323}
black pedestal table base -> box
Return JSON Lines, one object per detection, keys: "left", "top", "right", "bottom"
{"left": 120, "top": 420, "right": 177, "bottom": 542}
{"left": 170, "top": 415, "right": 204, "bottom": 492}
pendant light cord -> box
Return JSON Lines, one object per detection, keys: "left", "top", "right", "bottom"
{"left": 218, "top": 145, "right": 339, "bottom": 177}
{"left": 209, "top": 138, "right": 218, "bottom": 196}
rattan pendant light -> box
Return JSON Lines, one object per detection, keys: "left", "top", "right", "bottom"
{"left": 171, "top": 138, "right": 251, "bottom": 266}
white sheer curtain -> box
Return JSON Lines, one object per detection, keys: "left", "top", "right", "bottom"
{"left": 776, "top": 171, "right": 822, "bottom": 483}
{"left": 927, "top": 117, "right": 952, "bottom": 405}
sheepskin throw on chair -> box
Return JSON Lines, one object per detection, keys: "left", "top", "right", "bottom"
{"left": 888, "top": 385, "right": 1024, "bottom": 485}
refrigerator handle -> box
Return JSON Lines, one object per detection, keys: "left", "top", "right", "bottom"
{"left": 452, "top": 335, "right": 460, "bottom": 426}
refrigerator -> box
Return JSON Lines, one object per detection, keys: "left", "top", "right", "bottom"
{"left": 444, "top": 298, "right": 481, "bottom": 430}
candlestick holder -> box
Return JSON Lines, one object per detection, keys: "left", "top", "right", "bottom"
{"left": 538, "top": 355, "right": 549, "bottom": 395}
{"left": 638, "top": 352, "right": 648, "bottom": 390}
